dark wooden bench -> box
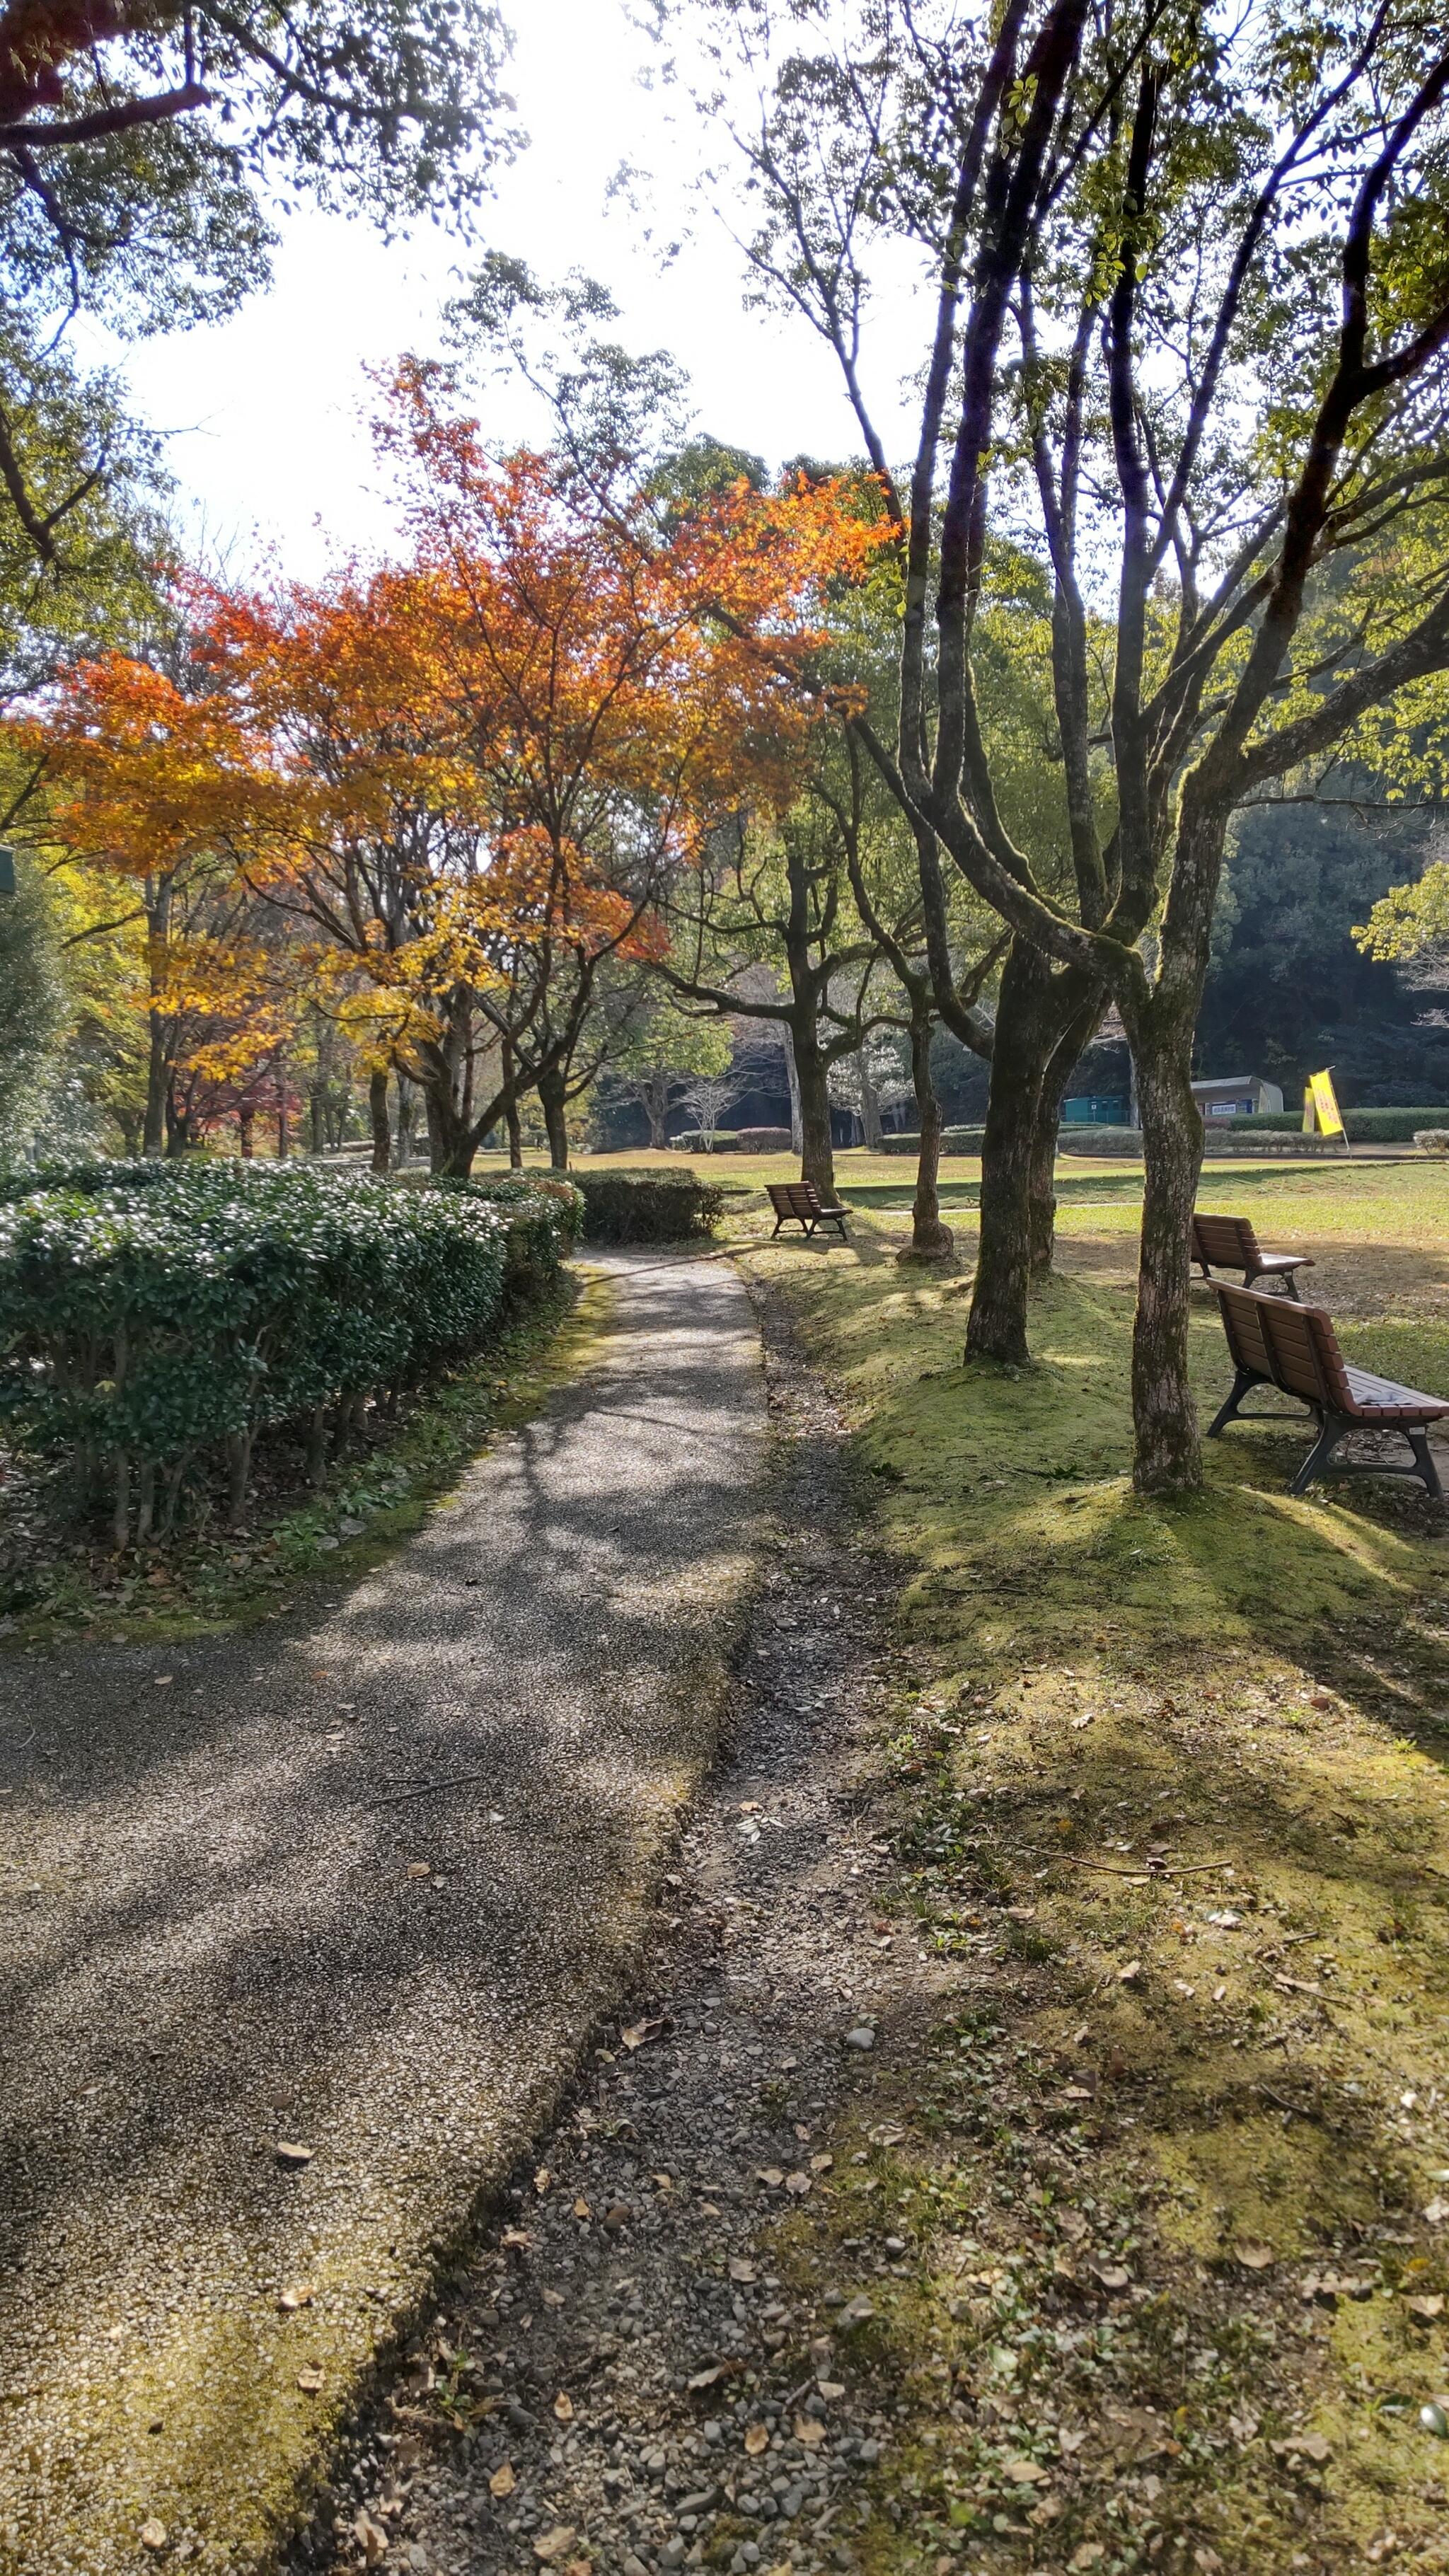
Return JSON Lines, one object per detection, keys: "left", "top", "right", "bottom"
{"left": 1208, "top": 1281, "right": 1448, "bottom": 1498}
{"left": 766, "top": 1179, "right": 849, "bottom": 1241}
{"left": 1192, "top": 1211, "right": 1314, "bottom": 1297}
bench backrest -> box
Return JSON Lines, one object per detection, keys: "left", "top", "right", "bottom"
{"left": 768, "top": 1180, "right": 820, "bottom": 1217}
{"left": 1212, "top": 1282, "right": 1353, "bottom": 1412}
{"left": 1193, "top": 1212, "right": 1261, "bottom": 1269}
{"left": 1257, "top": 1295, "right": 1355, "bottom": 1414}
{"left": 1210, "top": 1280, "right": 1275, "bottom": 1380}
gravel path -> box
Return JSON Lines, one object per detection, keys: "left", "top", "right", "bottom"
{"left": 0, "top": 1252, "right": 766, "bottom": 2576}
{"left": 285, "top": 1282, "right": 926, "bottom": 2576}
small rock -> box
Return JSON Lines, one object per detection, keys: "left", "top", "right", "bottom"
{"left": 274, "top": 2141, "right": 313, "bottom": 2168}
{"left": 1421, "top": 2402, "right": 1449, "bottom": 2439}
{"left": 139, "top": 2522, "right": 168, "bottom": 2554}
{"left": 843, "top": 2026, "right": 875, "bottom": 2050}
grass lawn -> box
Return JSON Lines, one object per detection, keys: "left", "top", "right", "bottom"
{"left": 730, "top": 1162, "right": 1449, "bottom": 2575}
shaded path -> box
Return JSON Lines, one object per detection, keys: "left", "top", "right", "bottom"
{"left": 0, "top": 1252, "right": 766, "bottom": 2576}
{"left": 287, "top": 1281, "right": 926, "bottom": 2576}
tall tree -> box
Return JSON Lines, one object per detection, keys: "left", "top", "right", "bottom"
{"left": 681, "top": 0, "right": 1449, "bottom": 1492}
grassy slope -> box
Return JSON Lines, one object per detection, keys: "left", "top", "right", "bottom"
{"left": 735, "top": 1164, "right": 1449, "bottom": 2576}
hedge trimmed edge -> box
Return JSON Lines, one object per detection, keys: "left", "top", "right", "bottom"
{"left": 573, "top": 1169, "right": 727, "bottom": 1244}
{"left": 0, "top": 1163, "right": 577, "bottom": 1548}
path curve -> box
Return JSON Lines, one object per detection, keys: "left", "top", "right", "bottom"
{"left": 0, "top": 1250, "right": 766, "bottom": 2576}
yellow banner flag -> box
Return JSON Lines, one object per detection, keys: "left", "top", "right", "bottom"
{"left": 1305, "top": 1068, "right": 1345, "bottom": 1138}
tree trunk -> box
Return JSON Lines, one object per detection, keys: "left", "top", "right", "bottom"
{"left": 423, "top": 1074, "right": 475, "bottom": 1177}
{"left": 857, "top": 1045, "right": 886, "bottom": 1150}
{"left": 905, "top": 1007, "right": 952, "bottom": 1257}
{"left": 1128, "top": 1022, "right": 1206, "bottom": 1494}
{"left": 794, "top": 1037, "right": 836, "bottom": 1199}
{"left": 506, "top": 1096, "right": 523, "bottom": 1168}
{"left": 238, "top": 1106, "right": 255, "bottom": 1160}
{"left": 396, "top": 1075, "right": 416, "bottom": 1165}
{"left": 277, "top": 1100, "right": 289, "bottom": 1160}
{"left": 784, "top": 1031, "right": 804, "bottom": 1159}
{"left": 966, "top": 944, "right": 1053, "bottom": 1365}
{"left": 309, "top": 1084, "right": 325, "bottom": 1156}
{"left": 1029, "top": 991, "right": 1107, "bottom": 1277}
{"left": 369, "top": 1065, "right": 391, "bottom": 1174}
{"left": 538, "top": 1063, "right": 570, "bottom": 1171}
{"left": 143, "top": 1016, "right": 168, "bottom": 1157}
{"left": 642, "top": 1071, "right": 670, "bottom": 1150}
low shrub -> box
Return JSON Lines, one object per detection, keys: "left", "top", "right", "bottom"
{"left": 0, "top": 1162, "right": 515, "bottom": 1546}
{"left": 670, "top": 1128, "right": 740, "bottom": 1153}
{"left": 1414, "top": 1131, "right": 1449, "bottom": 1155}
{"left": 727, "top": 1126, "right": 792, "bottom": 1153}
{"left": 574, "top": 1169, "right": 727, "bottom": 1244}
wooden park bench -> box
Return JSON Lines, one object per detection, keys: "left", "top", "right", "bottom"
{"left": 1208, "top": 1281, "right": 1448, "bottom": 1499}
{"left": 1192, "top": 1211, "right": 1314, "bottom": 1298}
{"left": 766, "top": 1179, "right": 849, "bottom": 1242}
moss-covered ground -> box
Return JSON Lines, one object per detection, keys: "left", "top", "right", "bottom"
{"left": 734, "top": 1161, "right": 1449, "bottom": 2576}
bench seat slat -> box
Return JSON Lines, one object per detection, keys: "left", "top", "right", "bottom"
{"left": 1342, "top": 1366, "right": 1449, "bottom": 1421}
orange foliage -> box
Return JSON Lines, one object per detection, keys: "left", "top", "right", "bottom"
{"left": 23, "top": 377, "right": 887, "bottom": 1160}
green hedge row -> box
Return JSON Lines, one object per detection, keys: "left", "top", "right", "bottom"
{"left": 878, "top": 1126, "right": 986, "bottom": 1155}
{"left": 1224, "top": 1107, "right": 1449, "bottom": 1141}
{"left": 0, "top": 1163, "right": 575, "bottom": 1547}
{"left": 573, "top": 1168, "right": 727, "bottom": 1243}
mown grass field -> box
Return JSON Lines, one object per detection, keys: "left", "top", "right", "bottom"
{"left": 729, "top": 1162, "right": 1449, "bottom": 2576}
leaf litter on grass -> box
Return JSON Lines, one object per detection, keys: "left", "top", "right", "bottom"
{"left": 739, "top": 1186, "right": 1449, "bottom": 2575}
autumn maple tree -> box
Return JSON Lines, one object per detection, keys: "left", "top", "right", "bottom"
{"left": 27, "top": 369, "right": 884, "bottom": 1173}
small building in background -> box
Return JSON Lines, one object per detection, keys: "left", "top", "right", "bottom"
{"left": 1191, "top": 1073, "right": 1285, "bottom": 1123}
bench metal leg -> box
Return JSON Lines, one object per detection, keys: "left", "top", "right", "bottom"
{"left": 1290, "top": 1411, "right": 1349, "bottom": 1496}
{"left": 1208, "top": 1368, "right": 1258, "bottom": 1437}
{"left": 1408, "top": 1428, "right": 1443, "bottom": 1501}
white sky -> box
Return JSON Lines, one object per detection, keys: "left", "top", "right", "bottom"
{"left": 76, "top": 0, "right": 930, "bottom": 581}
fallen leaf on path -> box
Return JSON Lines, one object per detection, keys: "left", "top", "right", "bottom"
{"left": 729, "top": 2258, "right": 757, "bottom": 2282}
{"left": 838, "top": 2295, "right": 876, "bottom": 2327}
{"left": 621, "top": 2018, "right": 665, "bottom": 2051}
{"left": 354, "top": 2512, "right": 388, "bottom": 2566}
{"left": 687, "top": 2364, "right": 725, "bottom": 2391}
{"left": 533, "top": 2527, "right": 577, "bottom": 2563}
{"left": 755, "top": 2168, "right": 785, "bottom": 2189}
{"left": 1004, "top": 2457, "right": 1046, "bottom": 2484}
{"left": 553, "top": 2391, "right": 575, "bottom": 2422}
{"left": 277, "top": 2282, "right": 314, "bottom": 2311}
{"left": 603, "top": 2203, "right": 632, "bottom": 2231}
{"left": 274, "top": 2142, "right": 313, "bottom": 2168}
{"left": 489, "top": 2463, "right": 516, "bottom": 2498}
{"left": 534, "top": 2166, "right": 551, "bottom": 2194}
{"left": 1424, "top": 2197, "right": 1449, "bottom": 2226}
{"left": 139, "top": 2522, "right": 167, "bottom": 2553}
{"left": 572, "top": 2195, "right": 591, "bottom": 2219}
{"left": 652, "top": 2172, "right": 673, "bottom": 2191}
{"left": 818, "top": 2379, "right": 845, "bottom": 2399}
{"left": 1095, "top": 2265, "right": 1131, "bottom": 2292}
{"left": 296, "top": 2368, "right": 324, "bottom": 2393}
{"left": 744, "top": 2424, "right": 770, "bottom": 2455}
{"left": 1274, "top": 2431, "right": 1332, "bottom": 2466}
{"left": 1406, "top": 2294, "right": 1445, "bottom": 2321}
{"left": 1235, "top": 2241, "right": 1276, "bottom": 2271}
{"left": 1118, "top": 1959, "right": 1144, "bottom": 1986}
{"left": 784, "top": 2171, "right": 812, "bottom": 2196}
{"left": 501, "top": 2226, "right": 533, "bottom": 2249}
{"left": 405, "top": 1862, "right": 430, "bottom": 1879}
{"left": 810, "top": 2153, "right": 834, "bottom": 2174}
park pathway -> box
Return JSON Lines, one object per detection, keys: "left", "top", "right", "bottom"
{"left": 0, "top": 1252, "right": 766, "bottom": 2576}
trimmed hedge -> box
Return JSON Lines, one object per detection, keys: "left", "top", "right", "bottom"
{"left": 0, "top": 1162, "right": 575, "bottom": 1545}
{"left": 1225, "top": 1107, "right": 1449, "bottom": 1142}
{"left": 435, "top": 1172, "right": 584, "bottom": 1276}
{"left": 0, "top": 1157, "right": 175, "bottom": 1204}
{"left": 879, "top": 1126, "right": 986, "bottom": 1155}
{"left": 574, "top": 1169, "right": 727, "bottom": 1244}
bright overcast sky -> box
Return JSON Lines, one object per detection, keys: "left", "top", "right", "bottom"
{"left": 74, "top": 0, "right": 930, "bottom": 582}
